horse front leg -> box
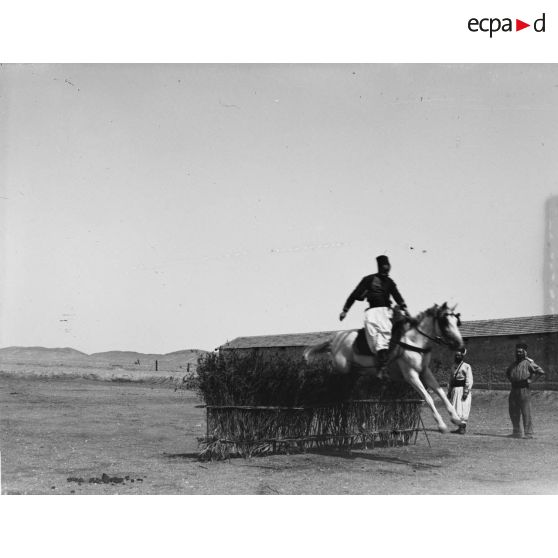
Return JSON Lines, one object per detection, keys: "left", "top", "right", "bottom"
{"left": 399, "top": 362, "right": 449, "bottom": 433}
{"left": 421, "top": 367, "right": 465, "bottom": 427}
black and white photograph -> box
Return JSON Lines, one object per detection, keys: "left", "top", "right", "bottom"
{"left": 1, "top": 62, "right": 557, "bottom": 497}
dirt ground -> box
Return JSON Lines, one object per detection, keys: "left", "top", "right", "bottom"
{"left": 2, "top": 375, "right": 558, "bottom": 495}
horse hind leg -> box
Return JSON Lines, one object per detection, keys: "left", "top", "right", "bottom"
{"left": 332, "top": 352, "right": 352, "bottom": 375}
{"left": 303, "top": 340, "right": 330, "bottom": 364}
{"left": 300, "top": 340, "right": 332, "bottom": 381}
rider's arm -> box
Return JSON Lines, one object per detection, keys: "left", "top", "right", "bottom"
{"left": 389, "top": 279, "right": 406, "bottom": 309}
{"left": 342, "top": 277, "right": 368, "bottom": 313}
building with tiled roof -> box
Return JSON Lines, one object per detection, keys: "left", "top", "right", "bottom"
{"left": 219, "top": 314, "right": 558, "bottom": 350}
{"left": 459, "top": 314, "right": 558, "bottom": 338}
{"left": 218, "top": 314, "right": 558, "bottom": 385}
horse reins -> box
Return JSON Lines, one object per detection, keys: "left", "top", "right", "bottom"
{"left": 398, "top": 341, "right": 432, "bottom": 354}
{"left": 399, "top": 311, "right": 461, "bottom": 353}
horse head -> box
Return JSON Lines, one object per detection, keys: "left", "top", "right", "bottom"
{"left": 433, "top": 302, "right": 465, "bottom": 351}
{"left": 412, "top": 303, "right": 464, "bottom": 351}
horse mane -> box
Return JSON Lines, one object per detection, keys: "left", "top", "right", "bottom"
{"left": 425, "top": 303, "right": 446, "bottom": 317}
{"left": 412, "top": 305, "right": 435, "bottom": 322}
{"left": 412, "top": 310, "right": 425, "bottom": 324}
{"left": 410, "top": 304, "right": 442, "bottom": 326}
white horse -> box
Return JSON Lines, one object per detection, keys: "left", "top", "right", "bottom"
{"left": 303, "top": 302, "right": 466, "bottom": 433}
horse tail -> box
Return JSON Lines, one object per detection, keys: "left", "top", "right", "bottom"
{"left": 303, "top": 340, "right": 331, "bottom": 364}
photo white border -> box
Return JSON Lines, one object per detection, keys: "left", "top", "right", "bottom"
{"left": 1, "top": 1, "right": 556, "bottom": 556}
{"left": 1, "top": 1, "right": 556, "bottom": 63}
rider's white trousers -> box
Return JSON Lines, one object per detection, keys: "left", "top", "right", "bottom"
{"left": 364, "top": 306, "right": 392, "bottom": 353}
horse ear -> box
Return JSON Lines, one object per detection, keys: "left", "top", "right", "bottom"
{"left": 441, "top": 302, "right": 448, "bottom": 309}
{"left": 451, "top": 303, "right": 458, "bottom": 312}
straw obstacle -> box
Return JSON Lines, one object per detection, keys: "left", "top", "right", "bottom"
{"left": 195, "top": 350, "right": 425, "bottom": 460}
{"left": 198, "top": 398, "right": 424, "bottom": 460}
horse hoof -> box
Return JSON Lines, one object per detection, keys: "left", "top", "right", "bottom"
{"left": 438, "top": 425, "right": 450, "bottom": 434}
{"left": 451, "top": 417, "right": 465, "bottom": 427}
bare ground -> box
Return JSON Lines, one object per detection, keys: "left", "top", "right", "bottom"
{"left": 2, "top": 375, "right": 558, "bottom": 494}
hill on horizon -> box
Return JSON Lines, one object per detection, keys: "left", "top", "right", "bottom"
{"left": 0, "top": 346, "right": 209, "bottom": 368}
{"left": 0, "top": 346, "right": 89, "bottom": 363}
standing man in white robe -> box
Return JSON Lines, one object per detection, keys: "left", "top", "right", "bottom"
{"left": 447, "top": 349, "right": 473, "bottom": 434}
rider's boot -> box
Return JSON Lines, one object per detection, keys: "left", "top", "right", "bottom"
{"left": 376, "top": 349, "right": 389, "bottom": 381}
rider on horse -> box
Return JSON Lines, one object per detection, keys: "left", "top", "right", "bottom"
{"left": 339, "top": 255, "right": 408, "bottom": 378}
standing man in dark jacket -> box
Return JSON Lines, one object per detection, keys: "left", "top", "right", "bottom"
{"left": 506, "top": 342, "right": 545, "bottom": 439}
{"left": 339, "top": 255, "right": 407, "bottom": 375}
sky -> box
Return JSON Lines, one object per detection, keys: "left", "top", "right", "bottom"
{"left": 1, "top": 64, "right": 557, "bottom": 354}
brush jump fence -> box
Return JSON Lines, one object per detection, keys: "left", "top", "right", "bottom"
{"left": 198, "top": 399, "right": 424, "bottom": 460}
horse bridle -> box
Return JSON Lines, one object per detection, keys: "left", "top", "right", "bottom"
{"left": 415, "top": 310, "right": 462, "bottom": 348}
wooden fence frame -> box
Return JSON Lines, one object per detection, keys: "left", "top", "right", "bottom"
{"left": 198, "top": 399, "right": 425, "bottom": 460}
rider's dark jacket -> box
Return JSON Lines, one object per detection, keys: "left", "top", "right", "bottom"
{"left": 343, "top": 273, "right": 406, "bottom": 313}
